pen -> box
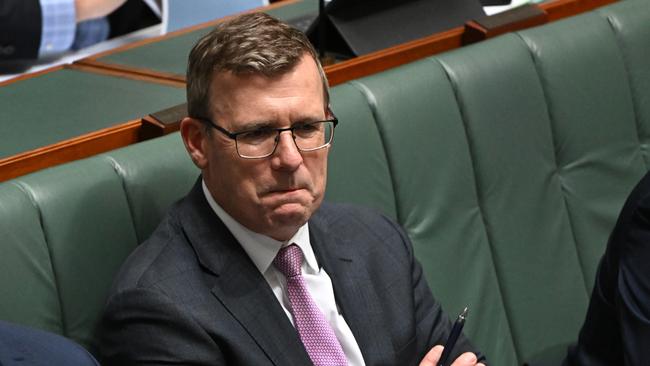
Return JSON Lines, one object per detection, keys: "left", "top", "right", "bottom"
{"left": 438, "top": 307, "right": 468, "bottom": 366}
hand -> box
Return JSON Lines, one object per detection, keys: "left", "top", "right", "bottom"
{"left": 75, "top": 0, "right": 128, "bottom": 21}
{"left": 419, "top": 345, "right": 486, "bottom": 366}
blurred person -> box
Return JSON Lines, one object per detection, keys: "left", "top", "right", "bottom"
{"left": 0, "top": 319, "right": 99, "bottom": 366}
{"left": 563, "top": 171, "right": 650, "bottom": 366}
{"left": 0, "top": 0, "right": 159, "bottom": 63}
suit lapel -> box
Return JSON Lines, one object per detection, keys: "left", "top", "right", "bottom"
{"left": 178, "top": 180, "right": 311, "bottom": 366}
{"left": 310, "top": 210, "right": 396, "bottom": 366}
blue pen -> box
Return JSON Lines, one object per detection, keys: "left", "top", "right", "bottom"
{"left": 438, "top": 307, "right": 468, "bottom": 366}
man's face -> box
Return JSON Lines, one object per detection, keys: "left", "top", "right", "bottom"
{"left": 196, "top": 55, "right": 329, "bottom": 241}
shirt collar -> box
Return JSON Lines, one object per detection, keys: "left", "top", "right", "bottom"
{"left": 201, "top": 180, "right": 319, "bottom": 274}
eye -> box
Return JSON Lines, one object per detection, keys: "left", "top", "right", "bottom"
{"left": 293, "top": 123, "right": 321, "bottom": 137}
{"left": 238, "top": 128, "right": 275, "bottom": 145}
{"left": 296, "top": 123, "right": 319, "bottom": 131}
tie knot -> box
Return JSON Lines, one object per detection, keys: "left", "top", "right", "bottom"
{"left": 273, "top": 244, "right": 303, "bottom": 278}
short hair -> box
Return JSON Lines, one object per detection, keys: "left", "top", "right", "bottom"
{"left": 186, "top": 12, "right": 329, "bottom": 120}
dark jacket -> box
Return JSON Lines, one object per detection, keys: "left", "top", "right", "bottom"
{"left": 98, "top": 179, "right": 484, "bottom": 365}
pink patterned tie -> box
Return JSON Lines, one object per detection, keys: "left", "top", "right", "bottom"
{"left": 273, "top": 244, "right": 348, "bottom": 366}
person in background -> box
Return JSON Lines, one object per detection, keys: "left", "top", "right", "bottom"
{"left": 563, "top": 171, "right": 650, "bottom": 366}
{"left": 0, "top": 0, "right": 159, "bottom": 63}
{"left": 98, "top": 12, "right": 487, "bottom": 366}
{"left": 0, "top": 319, "right": 98, "bottom": 366}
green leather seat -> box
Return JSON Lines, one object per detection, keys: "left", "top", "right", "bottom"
{"left": 0, "top": 160, "right": 139, "bottom": 351}
{"left": 344, "top": 59, "right": 517, "bottom": 365}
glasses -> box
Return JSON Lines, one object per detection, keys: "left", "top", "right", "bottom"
{"left": 197, "top": 115, "right": 338, "bottom": 159}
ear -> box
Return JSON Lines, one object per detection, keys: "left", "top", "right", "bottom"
{"left": 180, "top": 117, "right": 209, "bottom": 169}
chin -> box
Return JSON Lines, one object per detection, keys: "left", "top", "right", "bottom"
{"left": 261, "top": 213, "right": 309, "bottom": 241}
{"left": 265, "top": 203, "right": 311, "bottom": 230}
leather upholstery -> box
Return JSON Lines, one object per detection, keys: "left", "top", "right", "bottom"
{"left": 101, "top": 133, "right": 197, "bottom": 243}
{"left": 326, "top": 83, "right": 398, "bottom": 217}
{"left": 347, "top": 58, "right": 518, "bottom": 365}
{"left": 13, "top": 160, "right": 140, "bottom": 349}
{"left": 0, "top": 1, "right": 647, "bottom": 364}
{"left": 0, "top": 184, "right": 62, "bottom": 334}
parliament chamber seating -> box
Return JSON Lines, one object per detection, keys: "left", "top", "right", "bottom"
{"left": 0, "top": 0, "right": 647, "bottom": 364}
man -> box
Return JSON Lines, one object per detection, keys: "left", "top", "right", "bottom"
{"left": 563, "top": 171, "right": 650, "bottom": 366}
{"left": 98, "top": 12, "right": 486, "bottom": 366}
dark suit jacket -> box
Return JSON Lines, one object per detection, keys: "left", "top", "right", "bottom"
{"left": 563, "top": 171, "right": 650, "bottom": 366}
{"left": 0, "top": 0, "right": 42, "bottom": 60}
{"left": 0, "top": 320, "right": 98, "bottom": 366}
{"left": 98, "top": 179, "right": 484, "bottom": 365}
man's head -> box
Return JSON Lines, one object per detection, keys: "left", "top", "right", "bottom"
{"left": 181, "top": 13, "right": 333, "bottom": 241}
{"left": 186, "top": 12, "right": 329, "bottom": 120}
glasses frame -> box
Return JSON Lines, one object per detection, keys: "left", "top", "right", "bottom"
{"left": 196, "top": 111, "right": 339, "bottom": 159}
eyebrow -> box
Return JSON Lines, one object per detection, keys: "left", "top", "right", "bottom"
{"left": 235, "top": 121, "right": 275, "bottom": 132}
{"left": 236, "top": 115, "right": 326, "bottom": 131}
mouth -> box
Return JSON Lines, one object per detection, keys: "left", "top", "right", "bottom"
{"left": 267, "top": 187, "right": 304, "bottom": 195}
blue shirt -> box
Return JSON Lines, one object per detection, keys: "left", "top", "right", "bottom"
{"left": 38, "top": 0, "right": 109, "bottom": 57}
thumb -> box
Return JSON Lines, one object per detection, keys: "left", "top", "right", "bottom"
{"left": 451, "top": 352, "right": 478, "bottom": 366}
{"left": 419, "top": 345, "right": 444, "bottom": 366}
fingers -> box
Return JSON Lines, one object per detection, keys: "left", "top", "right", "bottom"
{"left": 450, "top": 352, "right": 478, "bottom": 366}
{"left": 419, "top": 346, "right": 481, "bottom": 366}
{"left": 75, "top": 0, "right": 128, "bottom": 21}
{"left": 419, "top": 345, "right": 443, "bottom": 366}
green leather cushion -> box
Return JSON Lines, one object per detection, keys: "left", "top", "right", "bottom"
{"left": 0, "top": 184, "right": 62, "bottom": 335}
{"left": 599, "top": 1, "right": 650, "bottom": 164}
{"left": 518, "top": 9, "right": 647, "bottom": 289}
{"left": 326, "top": 83, "right": 398, "bottom": 218}
{"left": 349, "top": 58, "right": 517, "bottom": 366}
{"left": 101, "top": 133, "right": 197, "bottom": 243}
{"left": 4, "top": 158, "right": 140, "bottom": 350}
{"left": 436, "top": 34, "right": 588, "bottom": 363}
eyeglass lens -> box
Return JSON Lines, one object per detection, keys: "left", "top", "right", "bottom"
{"left": 236, "top": 121, "right": 335, "bottom": 158}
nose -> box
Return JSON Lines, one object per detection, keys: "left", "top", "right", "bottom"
{"left": 271, "top": 130, "right": 303, "bottom": 171}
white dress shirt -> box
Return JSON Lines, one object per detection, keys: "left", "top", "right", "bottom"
{"left": 202, "top": 181, "right": 365, "bottom": 366}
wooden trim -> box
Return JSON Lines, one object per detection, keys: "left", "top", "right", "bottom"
{"left": 541, "top": 0, "right": 616, "bottom": 21}
{"left": 139, "top": 115, "right": 178, "bottom": 140}
{"left": 68, "top": 61, "right": 185, "bottom": 87}
{"left": 463, "top": 4, "right": 548, "bottom": 44}
{"left": 139, "top": 103, "right": 188, "bottom": 139}
{"left": 0, "top": 120, "right": 142, "bottom": 182}
{"left": 0, "top": 65, "right": 66, "bottom": 86}
{"left": 324, "top": 27, "right": 464, "bottom": 86}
